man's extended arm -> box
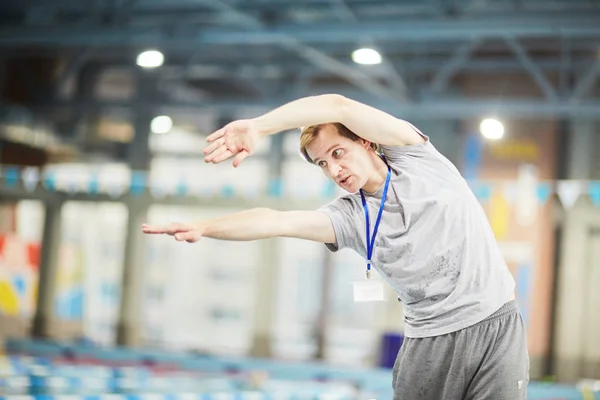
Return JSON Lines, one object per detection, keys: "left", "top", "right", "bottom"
{"left": 142, "top": 208, "right": 336, "bottom": 244}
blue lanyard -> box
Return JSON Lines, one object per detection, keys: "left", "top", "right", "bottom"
{"left": 359, "top": 157, "right": 391, "bottom": 279}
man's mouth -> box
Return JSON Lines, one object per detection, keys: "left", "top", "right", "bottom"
{"left": 339, "top": 176, "right": 350, "bottom": 185}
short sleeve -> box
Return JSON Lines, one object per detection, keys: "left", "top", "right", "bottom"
{"left": 379, "top": 122, "right": 432, "bottom": 164}
{"left": 317, "top": 195, "right": 363, "bottom": 253}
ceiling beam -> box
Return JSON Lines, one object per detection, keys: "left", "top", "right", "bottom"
{"left": 329, "top": 0, "right": 410, "bottom": 100}
{"left": 52, "top": 49, "right": 91, "bottom": 98}
{"left": 28, "top": 96, "right": 600, "bottom": 119}
{"left": 1, "top": 14, "right": 599, "bottom": 48}
{"left": 569, "top": 60, "right": 600, "bottom": 102}
{"left": 504, "top": 37, "right": 558, "bottom": 100}
{"left": 150, "top": 59, "right": 595, "bottom": 87}
{"left": 198, "top": 0, "right": 404, "bottom": 104}
{"left": 427, "top": 38, "right": 481, "bottom": 94}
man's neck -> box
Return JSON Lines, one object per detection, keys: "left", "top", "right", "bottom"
{"left": 361, "top": 153, "right": 388, "bottom": 194}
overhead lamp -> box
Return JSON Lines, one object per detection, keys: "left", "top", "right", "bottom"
{"left": 150, "top": 116, "right": 172, "bottom": 134}
{"left": 137, "top": 50, "right": 164, "bottom": 68}
{"left": 479, "top": 118, "right": 504, "bottom": 140}
{"left": 351, "top": 48, "right": 382, "bottom": 65}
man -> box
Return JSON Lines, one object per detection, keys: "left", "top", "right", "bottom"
{"left": 142, "top": 94, "right": 529, "bottom": 399}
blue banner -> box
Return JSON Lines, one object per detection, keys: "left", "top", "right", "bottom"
{"left": 535, "top": 183, "right": 552, "bottom": 205}
{"left": 5, "top": 164, "right": 600, "bottom": 209}
{"left": 589, "top": 182, "right": 600, "bottom": 207}
{"left": 462, "top": 134, "right": 483, "bottom": 181}
{"left": 43, "top": 171, "right": 56, "bottom": 191}
{"left": 130, "top": 171, "right": 147, "bottom": 197}
{"left": 4, "top": 167, "right": 19, "bottom": 188}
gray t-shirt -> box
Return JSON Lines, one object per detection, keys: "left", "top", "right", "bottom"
{"left": 318, "top": 131, "right": 515, "bottom": 338}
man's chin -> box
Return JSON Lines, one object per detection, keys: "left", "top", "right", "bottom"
{"left": 337, "top": 183, "right": 358, "bottom": 193}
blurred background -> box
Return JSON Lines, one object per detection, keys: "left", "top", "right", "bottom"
{"left": 0, "top": 0, "right": 599, "bottom": 399}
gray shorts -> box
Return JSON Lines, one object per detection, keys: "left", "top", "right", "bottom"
{"left": 392, "top": 300, "right": 530, "bottom": 400}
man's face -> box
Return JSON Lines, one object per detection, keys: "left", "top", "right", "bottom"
{"left": 305, "top": 124, "right": 373, "bottom": 193}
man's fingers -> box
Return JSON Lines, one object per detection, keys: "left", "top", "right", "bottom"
{"left": 205, "top": 145, "right": 230, "bottom": 163}
{"left": 233, "top": 150, "right": 251, "bottom": 168}
{"left": 224, "top": 137, "right": 239, "bottom": 154}
{"left": 143, "top": 223, "right": 198, "bottom": 242}
{"left": 174, "top": 231, "right": 199, "bottom": 242}
{"left": 141, "top": 223, "right": 189, "bottom": 235}
{"left": 211, "top": 149, "right": 234, "bottom": 164}
{"left": 141, "top": 224, "right": 168, "bottom": 234}
{"left": 203, "top": 137, "right": 225, "bottom": 155}
{"left": 206, "top": 128, "right": 225, "bottom": 143}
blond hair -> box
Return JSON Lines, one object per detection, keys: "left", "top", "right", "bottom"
{"left": 299, "top": 123, "right": 378, "bottom": 164}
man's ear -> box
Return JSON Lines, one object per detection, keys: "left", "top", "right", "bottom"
{"left": 359, "top": 138, "right": 372, "bottom": 150}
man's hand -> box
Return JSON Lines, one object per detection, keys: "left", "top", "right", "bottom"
{"left": 141, "top": 222, "right": 203, "bottom": 243}
{"left": 203, "top": 119, "right": 260, "bottom": 167}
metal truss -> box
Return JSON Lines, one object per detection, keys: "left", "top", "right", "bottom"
{"left": 0, "top": 0, "right": 599, "bottom": 124}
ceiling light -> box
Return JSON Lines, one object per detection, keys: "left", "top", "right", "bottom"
{"left": 150, "top": 116, "right": 172, "bottom": 134}
{"left": 479, "top": 118, "right": 504, "bottom": 140}
{"left": 351, "top": 48, "right": 382, "bottom": 65}
{"left": 137, "top": 50, "right": 164, "bottom": 68}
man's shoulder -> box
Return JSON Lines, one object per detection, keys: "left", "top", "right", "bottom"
{"left": 319, "top": 192, "right": 362, "bottom": 214}
{"left": 379, "top": 139, "right": 432, "bottom": 158}
{"left": 327, "top": 191, "right": 361, "bottom": 204}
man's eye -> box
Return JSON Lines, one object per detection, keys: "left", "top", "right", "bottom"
{"left": 333, "top": 149, "right": 343, "bottom": 157}
{"left": 318, "top": 161, "right": 327, "bottom": 167}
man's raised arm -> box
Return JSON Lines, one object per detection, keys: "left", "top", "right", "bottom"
{"left": 202, "top": 94, "right": 423, "bottom": 167}
{"left": 253, "top": 94, "right": 423, "bottom": 146}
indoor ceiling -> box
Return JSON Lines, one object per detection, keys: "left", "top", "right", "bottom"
{"left": 0, "top": 0, "right": 599, "bottom": 151}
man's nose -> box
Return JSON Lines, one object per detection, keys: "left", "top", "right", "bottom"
{"left": 328, "top": 163, "right": 341, "bottom": 177}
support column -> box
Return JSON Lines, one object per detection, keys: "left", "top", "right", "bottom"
{"left": 32, "top": 201, "right": 63, "bottom": 338}
{"left": 314, "top": 248, "right": 333, "bottom": 360}
{"left": 250, "top": 239, "right": 278, "bottom": 357}
{"left": 127, "top": 108, "right": 153, "bottom": 171}
{"left": 553, "top": 119, "right": 595, "bottom": 383}
{"left": 0, "top": 60, "right": 6, "bottom": 98}
{"left": 565, "top": 120, "right": 594, "bottom": 179}
{"left": 116, "top": 200, "right": 149, "bottom": 347}
{"left": 62, "top": 64, "right": 102, "bottom": 144}
{"left": 250, "top": 133, "right": 284, "bottom": 357}
{"left": 116, "top": 69, "right": 155, "bottom": 347}
{"left": 593, "top": 122, "right": 600, "bottom": 179}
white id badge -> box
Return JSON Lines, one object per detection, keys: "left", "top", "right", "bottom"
{"left": 353, "top": 280, "right": 385, "bottom": 302}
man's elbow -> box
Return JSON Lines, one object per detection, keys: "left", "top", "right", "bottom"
{"left": 320, "top": 94, "right": 351, "bottom": 123}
